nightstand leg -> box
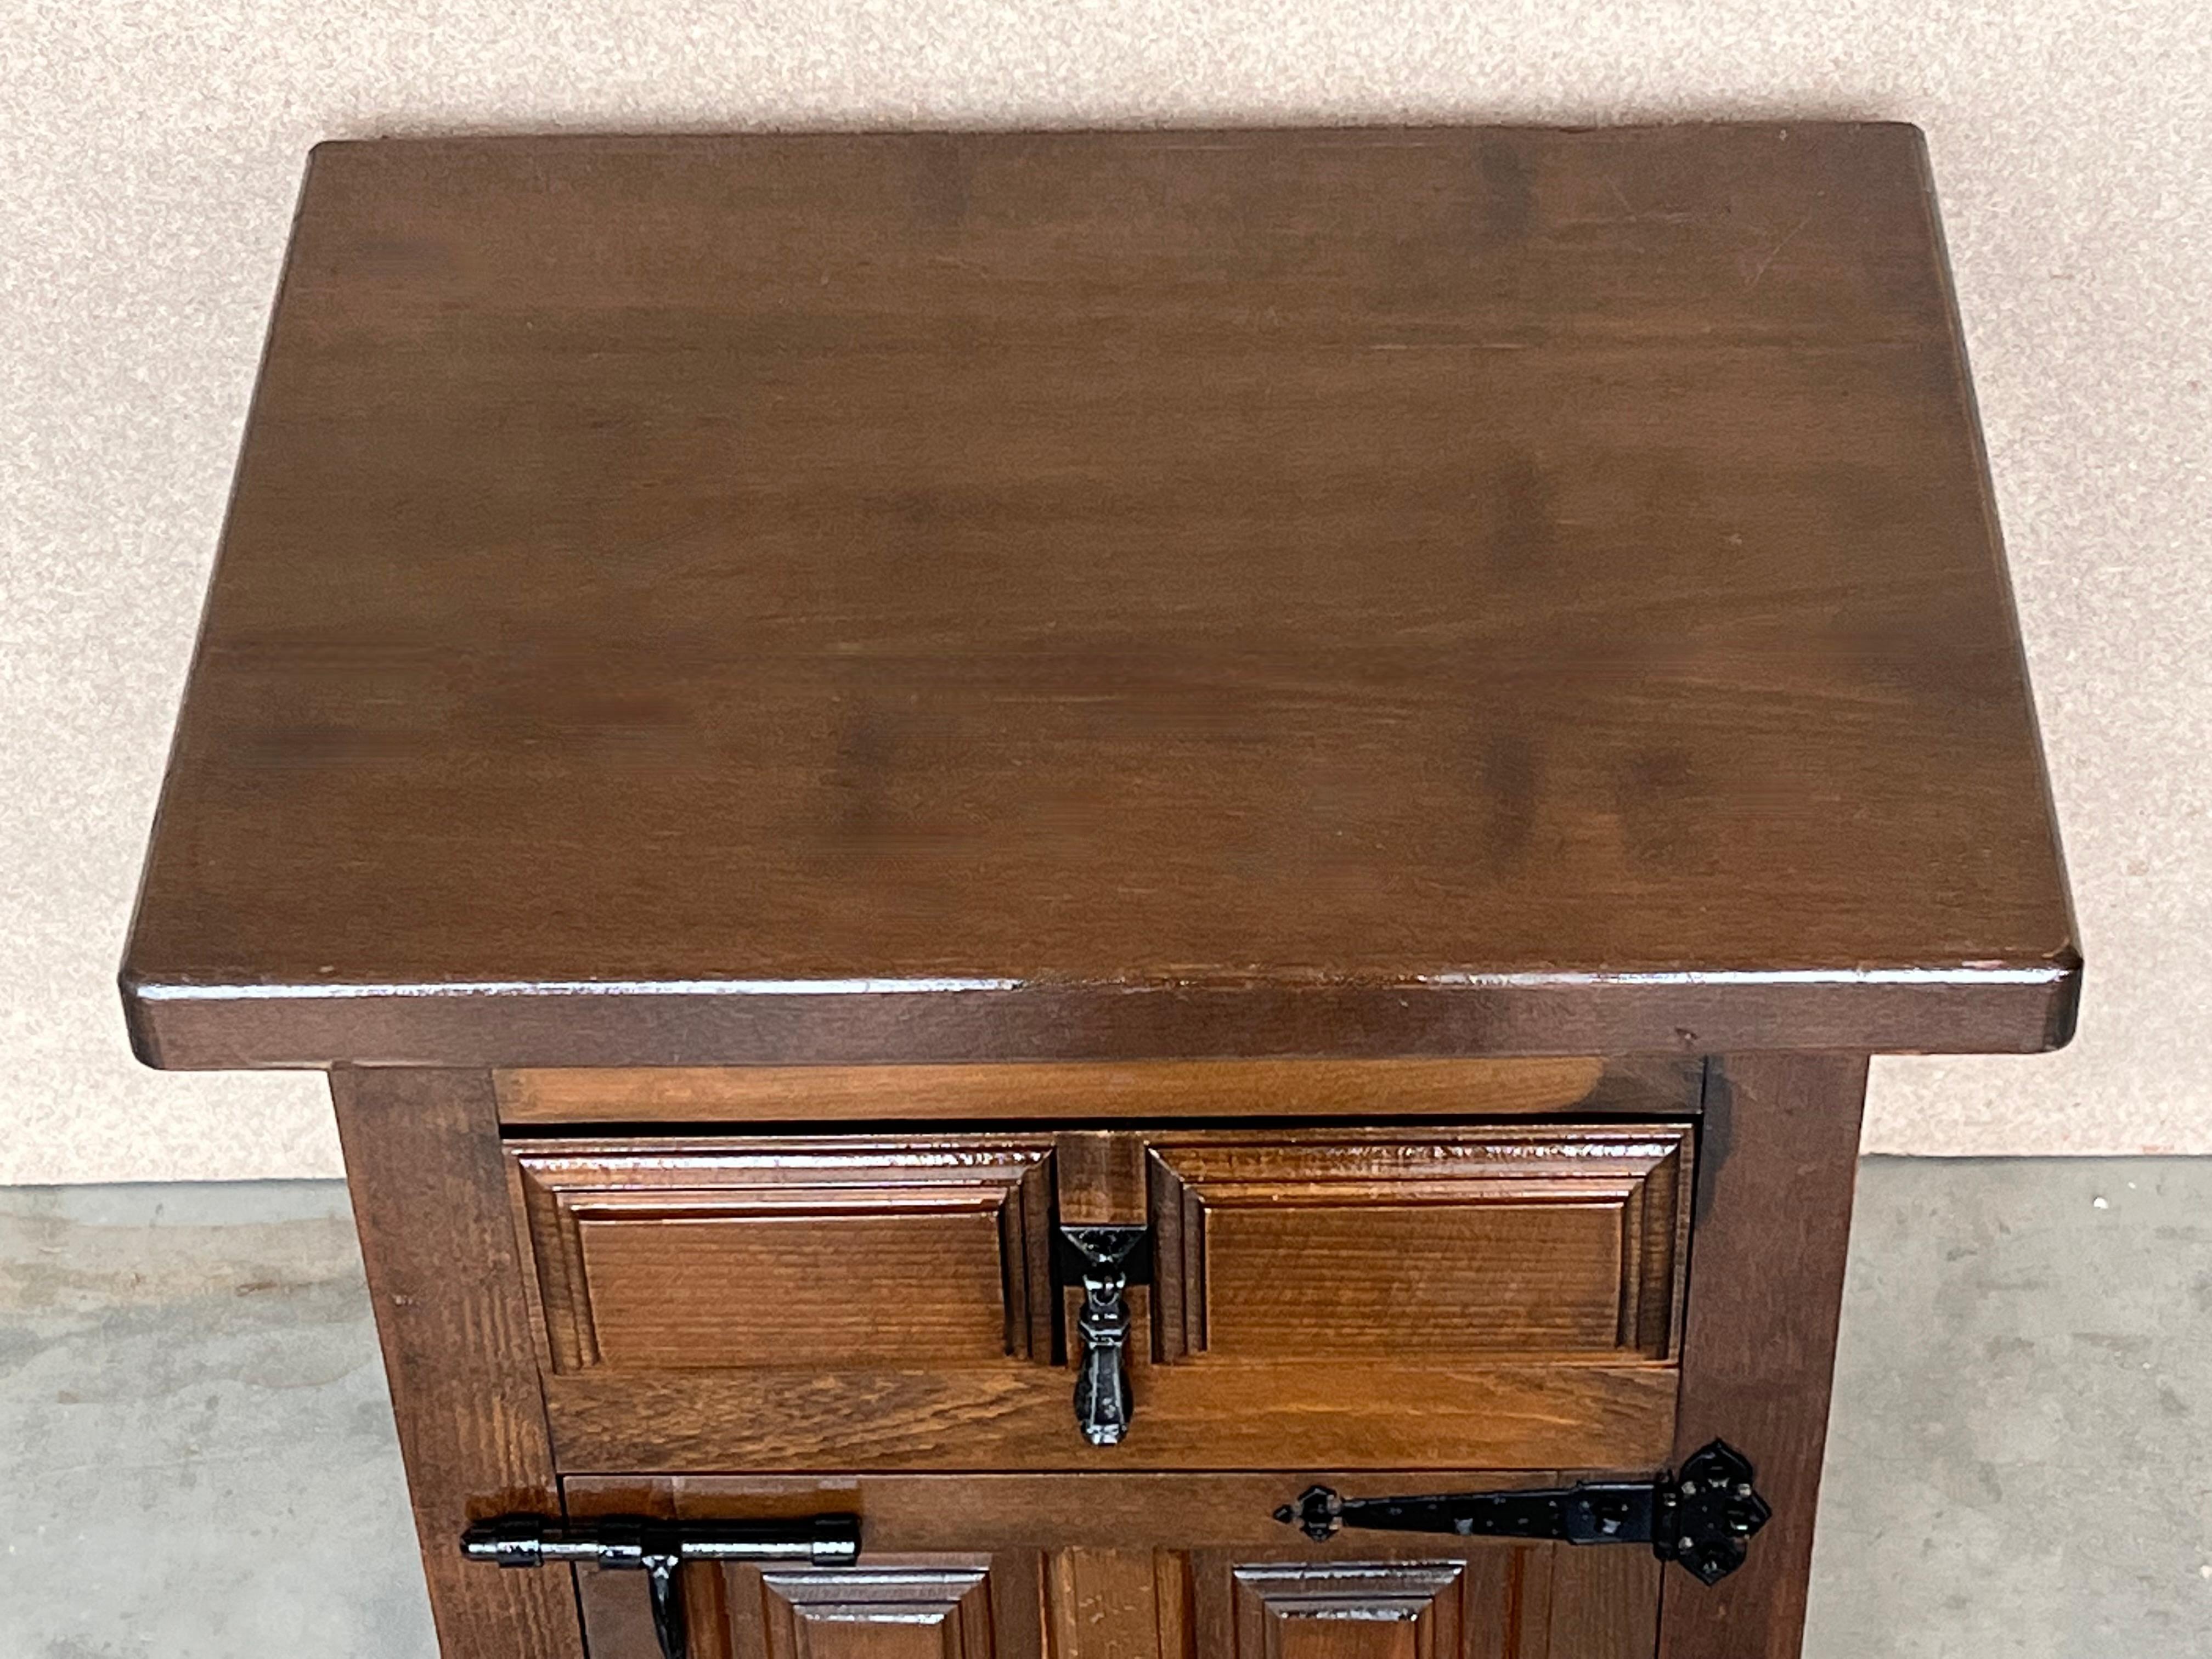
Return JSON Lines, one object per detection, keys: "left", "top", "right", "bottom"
{"left": 1658, "top": 1054, "right": 1869, "bottom": 1659}
{"left": 333, "top": 1068, "right": 586, "bottom": 1659}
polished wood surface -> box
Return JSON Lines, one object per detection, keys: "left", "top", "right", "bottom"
{"left": 494, "top": 1057, "right": 1694, "bottom": 1125}
{"left": 123, "top": 123, "right": 2076, "bottom": 1069}
{"left": 331, "top": 1069, "right": 584, "bottom": 1659}
{"left": 566, "top": 1475, "right": 1658, "bottom": 1657}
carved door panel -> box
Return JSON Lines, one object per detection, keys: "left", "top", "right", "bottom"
{"left": 1228, "top": 1560, "right": 1473, "bottom": 1657}
{"left": 742, "top": 1560, "right": 1012, "bottom": 1658}
{"left": 1194, "top": 1545, "right": 1658, "bottom": 1659}
{"left": 579, "top": 1553, "right": 1037, "bottom": 1658}
{"left": 574, "top": 1541, "right": 1656, "bottom": 1658}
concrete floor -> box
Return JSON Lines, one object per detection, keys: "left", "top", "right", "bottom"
{"left": 2, "top": 1160, "right": 2207, "bottom": 1657}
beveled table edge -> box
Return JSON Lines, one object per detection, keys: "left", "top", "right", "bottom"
{"left": 121, "top": 955, "right": 2079, "bottom": 1069}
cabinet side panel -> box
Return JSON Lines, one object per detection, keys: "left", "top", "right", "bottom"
{"left": 1657, "top": 1053, "right": 1869, "bottom": 1659}
{"left": 331, "top": 1066, "right": 585, "bottom": 1659}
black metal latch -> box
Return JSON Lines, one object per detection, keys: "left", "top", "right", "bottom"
{"left": 461, "top": 1512, "right": 861, "bottom": 1659}
{"left": 1275, "top": 1440, "right": 1771, "bottom": 1586}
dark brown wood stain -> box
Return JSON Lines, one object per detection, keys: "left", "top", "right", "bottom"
{"left": 121, "top": 122, "right": 2076, "bottom": 1070}
{"left": 127, "top": 125, "right": 2076, "bottom": 1659}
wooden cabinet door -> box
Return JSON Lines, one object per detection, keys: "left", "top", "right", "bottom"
{"left": 568, "top": 1481, "right": 1658, "bottom": 1658}
{"left": 577, "top": 1546, "right": 1654, "bottom": 1658}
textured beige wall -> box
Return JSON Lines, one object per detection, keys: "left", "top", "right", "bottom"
{"left": 3, "top": 2, "right": 2206, "bottom": 1183}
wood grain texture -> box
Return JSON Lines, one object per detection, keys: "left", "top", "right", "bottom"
{"left": 123, "top": 123, "right": 2076, "bottom": 1070}
{"left": 329, "top": 1068, "right": 585, "bottom": 1659}
{"left": 511, "top": 1137, "right": 1056, "bottom": 1372}
{"left": 544, "top": 1359, "right": 1675, "bottom": 1473}
{"left": 1537, "top": 1547, "right": 1662, "bottom": 1659}
{"left": 1056, "top": 1131, "right": 1151, "bottom": 1228}
{"left": 1147, "top": 1126, "right": 1690, "bottom": 1364}
{"left": 493, "top": 1058, "right": 1690, "bottom": 1126}
{"left": 1655, "top": 1053, "right": 1869, "bottom": 1659}
{"left": 1046, "top": 1550, "right": 1192, "bottom": 1659}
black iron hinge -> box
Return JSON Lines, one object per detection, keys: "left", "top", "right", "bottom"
{"left": 461, "top": 1513, "right": 861, "bottom": 1659}
{"left": 1275, "top": 1440, "right": 1771, "bottom": 1586}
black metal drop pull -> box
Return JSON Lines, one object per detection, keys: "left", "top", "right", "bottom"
{"left": 1275, "top": 1440, "right": 1771, "bottom": 1586}
{"left": 462, "top": 1512, "right": 861, "bottom": 1659}
{"left": 643, "top": 1554, "right": 684, "bottom": 1659}
{"left": 1060, "top": 1224, "right": 1147, "bottom": 1446}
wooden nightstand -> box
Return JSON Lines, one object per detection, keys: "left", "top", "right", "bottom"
{"left": 122, "top": 124, "right": 2076, "bottom": 1659}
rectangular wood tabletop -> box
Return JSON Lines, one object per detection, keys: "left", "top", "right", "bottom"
{"left": 122, "top": 123, "right": 2077, "bottom": 1068}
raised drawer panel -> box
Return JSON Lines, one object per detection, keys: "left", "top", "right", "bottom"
{"left": 1149, "top": 1128, "right": 1691, "bottom": 1365}
{"left": 512, "top": 1139, "right": 1056, "bottom": 1374}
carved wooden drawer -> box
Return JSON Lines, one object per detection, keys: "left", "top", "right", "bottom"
{"left": 510, "top": 1122, "right": 1691, "bottom": 1474}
